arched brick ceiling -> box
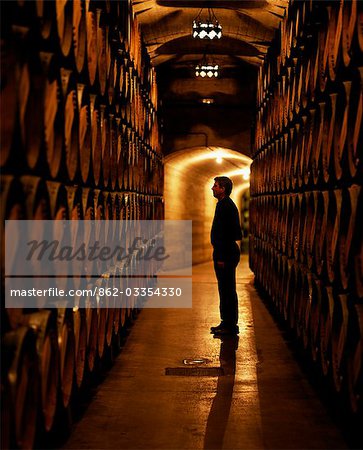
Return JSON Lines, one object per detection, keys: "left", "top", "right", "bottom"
{"left": 134, "top": 0, "right": 288, "bottom": 158}
{"left": 133, "top": 0, "right": 288, "bottom": 67}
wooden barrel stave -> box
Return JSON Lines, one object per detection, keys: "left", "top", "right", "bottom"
{"left": 73, "top": 305, "right": 87, "bottom": 388}
{"left": 319, "top": 285, "right": 334, "bottom": 377}
{"left": 3, "top": 327, "right": 39, "bottom": 449}
{"left": 326, "top": 189, "right": 342, "bottom": 284}
{"left": 342, "top": 0, "right": 357, "bottom": 67}
{"left": 73, "top": 0, "right": 86, "bottom": 74}
{"left": 85, "top": 0, "right": 98, "bottom": 86}
{"left": 0, "top": 40, "right": 19, "bottom": 168}
{"left": 55, "top": 0, "right": 73, "bottom": 57}
{"left": 77, "top": 83, "right": 91, "bottom": 184}
{"left": 60, "top": 69, "right": 79, "bottom": 182}
{"left": 339, "top": 185, "right": 360, "bottom": 290}
{"left": 40, "top": 52, "right": 64, "bottom": 179}
{"left": 322, "top": 93, "right": 338, "bottom": 184}
{"left": 21, "top": 310, "right": 59, "bottom": 432}
{"left": 57, "top": 308, "right": 75, "bottom": 409}
{"left": 90, "top": 94, "right": 101, "bottom": 186}
{"left": 331, "top": 293, "right": 349, "bottom": 393}
{"left": 334, "top": 81, "right": 352, "bottom": 181}
{"left": 346, "top": 303, "right": 363, "bottom": 413}
{"left": 347, "top": 67, "right": 363, "bottom": 179}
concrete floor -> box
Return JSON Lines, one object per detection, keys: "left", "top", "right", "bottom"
{"left": 63, "top": 257, "right": 347, "bottom": 450}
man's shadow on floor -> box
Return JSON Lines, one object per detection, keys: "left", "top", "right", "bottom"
{"left": 204, "top": 334, "right": 239, "bottom": 449}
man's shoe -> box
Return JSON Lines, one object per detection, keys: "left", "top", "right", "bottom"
{"left": 210, "top": 323, "right": 225, "bottom": 333}
{"left": 213, "top": 325, "right": 239, "bottom": 335}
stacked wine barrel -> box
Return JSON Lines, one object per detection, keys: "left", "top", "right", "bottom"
{"left": 1, "top": 1, "right": 164, "bottom": 448}
{"left": 250, "top": 0, "right": 362, "bottom": 415}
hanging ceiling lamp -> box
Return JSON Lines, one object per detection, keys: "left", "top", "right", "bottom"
{"left": 195, "top": 52, "right": 219, "bottom": 78}
{"left": 192, "top": 7, "right": 222, "bottom": 40}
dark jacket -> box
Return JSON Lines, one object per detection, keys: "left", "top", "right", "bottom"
{"left": 211, "top": 196, "right": 242, "bottom": 261}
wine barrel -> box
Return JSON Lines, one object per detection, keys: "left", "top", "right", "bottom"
{"left": 0, "top": 39, "right": 18, "bottom": 168}
{"left": 352, "top": 187, "right": 363, "bottom": 298}
{"left": 66, "top": 185, "right": 83, "bottom": 288}
{"left": 95, "top": 277, "right": 107, "bottom": 359}
{"left": 107, "top": 56, "right": 119, "bottom": 108}
{"left": 85, "top": 0, "right": 97, "bottom": 86}
{"left": 347, "top": 67, "right": 363, "bottom": 179}
{"left": 82, "top": 187, "right": 97, "bottom": 281}
{"left": 322, "top": 92, "right": 338, "bottom": 184}
{"left": 47, "top": 181, "right": 69, "bottom": 291}
{"left": 309, "top": 37, "right": 319, "bottom": 103}
{"left": 73, "top": 304, "right": 87, "bottom": 388}
{"left": 57, "top": 308, "right": 75, "bottom": 408}
{"left": 334, "top": 81, "right": 351, "bottom": 181}
{"left": 118, "top": 122, "right": 127, "bottom": 190}
{"left": 319, "top": 285, "right": 334, "bottom": 377}
{"left": 286, "top": 260, "right": 297, "bottom": 329}
{"left": 60, "top": 68, "right": 79, "bottom": 182}
{"left": 73, "top": 0, "right": 86, "bottom": 74}
{"left": 305, "top": 191, "right": 317, "bottom": 271}
{"left": 358, "top": 0, "right": 363, "bottom": 53}
{"left": 3, "top": 327, "right": 39, "bottom": 449}
{"left": 294, "top": 263, "right": 304, "bottom": 337}
{"left": 40, "top": 52, "right": 64, "bottom": 179}
{"left": 1, "top": 377, "right": 12, "bottom": 450}
{"left": 301, "top": 270, "right": 314, "bottom": 350}
{"left": 301, "top": 56, "right": 311, "bottom": 110}
{"left": 90, "top": 94, "right": 101, "bottom": 186}
{"left": 318, "top": 8, "right": 329, "bottom": 93}
{"left": 339, "top": 185, "right": 361, "bottom": 290}
{"left": 96, "top": 9, "right": 111, "bottom": 96}
{"left": 18, "top": 51, "right": 45, "bottom": 170}
{"left": 20, "top": 175, "right": 50, "bottom": 220}
{"left": 346, "top": 303, "right": 363, "bottom": 413}
{"left": 35, "top": 0, "right": 54, "bottom": 40}
{"left": 47, "top": 180, "right": 68, "bottom": 220}
{"left": 104, "top": 276, "right": 115, "bottom": 348}
{"left": 310, "top": 277, "right": 322, "bottom": 362}
{"left": 328, "top": 1, "right": 343, "bottom": 81}
{"left": 312, "top": 102, "right": 325, "bottom": 185}
{"left": 21, "top": 310, "right": 59, "bottom": 431}
{"left": 297, "top": 116, "right": 308, "bottom": 188}
{"left": 326, "top": 189, "right": 342, "bottom": 283}
{"left": 55, "top": 0, "right": 73, "bottom": 57}
{"left": 303, "top": 108, "right": 317, "bottom": 186}
{"left": 342, "top": 0, "right": 357, "bottom": 67}
{"left": 84, "top": 283, "right": 98, "bottom": 372}
{"left": 314, "top": 191, "right": 327, "bottom": 276}
{"left": 109, "top": 114, "right": 118, "bottom": 190}
{"left": 331, "top": 293, "right": 349, "bottom": 393}
{"left": 77, "top": 84, "right": 91, "bottom": 184}
{"left": 286, "top": 194, "right": 297, "bottom": 259}
{"left": 1, "top": 176, "right": 24, "bottom": 281}
{"left": 100, "top": 104, "right": 110, "bottom": 187}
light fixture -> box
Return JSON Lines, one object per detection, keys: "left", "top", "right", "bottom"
{"left": 192, "top": 8, "right": 222, "bottom": 40}
{"left": 195, "top": 52, "right": 219, "bottom": 78}
{"left": 215, "top": 150, "right": 223, "bottom": 164}
{"left": 201, "top": 98, "right": 214, "bottom": 104}
{"left": 241, "top": 167, "right": 250, "bottom": 180}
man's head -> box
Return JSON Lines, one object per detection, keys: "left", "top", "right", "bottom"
{"left": 212, "top": 176, "right": 233, "bottom": 200}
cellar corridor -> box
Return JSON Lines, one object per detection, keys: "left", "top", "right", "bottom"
{"left": 1, "top": 0, "right": 363, "bottom": 449}
{"left": 62, "top": 258, "right": 347, "bottom": 450}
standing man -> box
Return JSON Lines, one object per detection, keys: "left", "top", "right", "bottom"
{"left": 210, "top": 176, "right": 242, "bottom": 335}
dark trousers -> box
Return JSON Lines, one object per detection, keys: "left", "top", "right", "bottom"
{"left": 213, "top": 256, "right": 239, "bottom": 327}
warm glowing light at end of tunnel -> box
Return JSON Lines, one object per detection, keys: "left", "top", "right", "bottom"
{"left": 241, "top": 167, "right": 250, "bottom": 180}
{"left": 216, "top": 156, "right": 223, "bottom": 164}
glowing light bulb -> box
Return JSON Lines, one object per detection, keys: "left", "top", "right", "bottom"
{"left": 241, "top": 167, "right": 250, "bottom": 180}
